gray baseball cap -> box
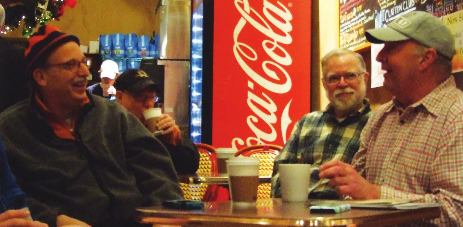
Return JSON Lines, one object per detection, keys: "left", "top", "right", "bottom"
{"left": 365, "top": 11, "right": 455, "bottom": 60}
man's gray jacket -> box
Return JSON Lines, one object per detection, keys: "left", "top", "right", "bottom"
{"left": 0, "top": 93, "right": 183, "bottom": 227}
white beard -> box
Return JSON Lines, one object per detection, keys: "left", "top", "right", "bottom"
{"left": 329, "top": 80, "right": 366, "bottom": 113}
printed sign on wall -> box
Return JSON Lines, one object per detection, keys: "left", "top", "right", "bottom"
{"left": 442, "top": 10, "right": 463, "bottom": 73}
{"left": 213, "top": 0, "right": 312, "bottom": 149}
{"left": 341, "top": 0, "right": 463, "bottom": 50}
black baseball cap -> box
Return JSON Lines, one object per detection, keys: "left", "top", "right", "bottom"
{"left": 114, "top": 69, "right": 159, "bottom": 94}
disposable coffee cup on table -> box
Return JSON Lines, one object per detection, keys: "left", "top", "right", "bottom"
{"left": 216, "top": 148, "right": 236, "bottom": 175}
{"left": 227, "top": 157, "right": 260, "bottom": 203}
{"left": 279, "top": 164, "right": 312, "bottom": 202}
{"left": 143, "top": 108, "right": 162, "bottom": 134}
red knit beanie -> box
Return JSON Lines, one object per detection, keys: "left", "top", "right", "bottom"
{"left": 25, "top": 25, "right": 80, "bottom": 72}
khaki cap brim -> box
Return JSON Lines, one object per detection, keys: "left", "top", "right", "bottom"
{"left": 365, "top": 27, "right": 410, "bottom": 44}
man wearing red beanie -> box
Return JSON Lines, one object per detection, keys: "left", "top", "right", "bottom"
{"left": 0, "top": 25, "right": 183, "bottom": 227}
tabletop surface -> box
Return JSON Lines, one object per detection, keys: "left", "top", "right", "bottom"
{"left": 178, "top": 173, "right": 271, "bottom": 184}
{"left": 136, "top": 199, "right": 441, "bottom": 227}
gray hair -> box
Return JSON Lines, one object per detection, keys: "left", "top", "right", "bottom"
{"left": 414, "top": 42, "right": 453, "bottom": 75}
{"left": 321, "top": 49, "right": 366, "bottom": 78}
{"left": 0, "top": 4, "right": 4, "bottom": 26}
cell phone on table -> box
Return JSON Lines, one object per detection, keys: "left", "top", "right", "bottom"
{"left": 309, "top": 204, "right": 351, "bottom": 214}
{"left": 162, "top": 200, "right": 205, "bottom": 209}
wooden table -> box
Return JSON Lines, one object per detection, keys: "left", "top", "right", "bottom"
{"left": 178, "top": 173, "right": 271, "bottom": 185}
{"left": 136, "top": 199, "right": 441, "bottom": 227}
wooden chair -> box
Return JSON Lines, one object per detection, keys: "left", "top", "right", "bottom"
{"left": 234, "top": 144, "right": 282, "bottom": 199}
{"left": 180, "top": 143, "right": 218, "bottom": 201}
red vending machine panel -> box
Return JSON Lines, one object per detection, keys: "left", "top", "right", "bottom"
{"left": 212, "top": 0, "right": 312, "bottom": 149}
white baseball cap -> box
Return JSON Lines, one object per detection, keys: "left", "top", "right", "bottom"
{"left": 99, "top": 60, "right": 119, "bottom": 79}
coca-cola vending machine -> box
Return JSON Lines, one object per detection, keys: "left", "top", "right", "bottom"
{"left": 190, "top": 0, "right": 312, "bottom": 150}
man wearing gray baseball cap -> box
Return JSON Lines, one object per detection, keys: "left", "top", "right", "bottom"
{"left": 319, "top": 11, "right": 463, "bottom": 226}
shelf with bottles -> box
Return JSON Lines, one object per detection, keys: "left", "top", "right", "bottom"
{"left": 101, "top": 56, "right": 145, "bottom": 62}
{"left": 84, "top": 54, "right": 149, "bottom": 82}
{"left": 100, "top": 55, "right": 159, "bottom": 74}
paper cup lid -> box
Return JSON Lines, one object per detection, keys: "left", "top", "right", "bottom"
{"left": 226, "top": 156, "right": 260, "bottom": 165}
{"left": 143, "top": 108, "right": 162, "bottom": 119}
{"left": 216, "top": 148, "right": 236, "bottom": 154}
{"left": 216, "top": 148, "right": 236, "bottom": 158}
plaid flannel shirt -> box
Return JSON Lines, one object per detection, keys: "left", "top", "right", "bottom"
{"left": 271, "top": 99, "right": 372, "bottom": 199}
{"left": 353, "top": 76, "right": 463, "bottom": 226}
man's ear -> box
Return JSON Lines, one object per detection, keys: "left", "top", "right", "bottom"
{"left": 419, "top": 48, "right": 438, "bottom": 71}
{"left": 363, "top": 72, "right": 370, "bottom": 85}
{"left": 32, "top": 69, "right": 47, "bottom": 86}
{"left": 321, "top": 77, "right": 328, "bottom": 91}
{"left": 115, "top": 90, "right": 123, "bottom": 103}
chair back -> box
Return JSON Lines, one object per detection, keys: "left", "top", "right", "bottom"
{"left": 234, "top": 144, "right": 282, "bottom": 199}
{"left": 195, "top": 143, "right": 218, "bottom": 174}
{"left": 181, "top": 143, "right": 219, "bottom": 201}
{"left": 235, "top": 144, "right": 281, "bottom": 176}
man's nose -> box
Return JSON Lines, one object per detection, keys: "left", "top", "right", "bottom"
{"left": 78, "top": 62, "right": 90, "bottom": 76}
{"left": 143, "top": 100, "right": 155, "bottom": 109}
{"left": 337, "top": 76, "right": 349, "bottom": 87}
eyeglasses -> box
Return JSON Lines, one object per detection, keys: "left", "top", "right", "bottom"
{"left": 125, "top": 92, "right": 158, "bottom": 103}
{"left": 45, "top": 58, "right": 89, "bottom": 73}
{"left": 325, "top": 72, "right": 364, "bottom": 85}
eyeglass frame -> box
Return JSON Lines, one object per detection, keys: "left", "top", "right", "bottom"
{"left": 122, "top": 91, "right": 159, "bottom": 104}
{"left": 44, "top": 57, "right": 89, "bottom": 73}
{"left": 324, "top": 72, "right": 365, "bottom": 85}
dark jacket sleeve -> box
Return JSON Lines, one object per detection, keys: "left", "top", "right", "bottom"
{"left": 163, "top": 132, "right": 200, "bottom": 174}
{"left": 25, "top": 197, "right": 59, "bottom": 226}
{"left": 0, "top": 136, "right": 28, "bottom": 211}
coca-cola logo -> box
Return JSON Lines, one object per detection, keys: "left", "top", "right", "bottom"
{"left": 231, "top": 0, "right": 294, "bottom": 149}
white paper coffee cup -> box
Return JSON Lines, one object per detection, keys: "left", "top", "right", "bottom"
{"left": 216, "top": 148, "right": 236, "bottom": 174}
{"left": 143, "top": 108, "right": 162, "bottom": 119}
{"left": 227, "top": 157, "right": 260, "bottom": 202}
{"left": 279, "top": 164, "right": 312, "bottom": 202}
{"left": 143, "top": 108, "right": 162, "bottom": 133}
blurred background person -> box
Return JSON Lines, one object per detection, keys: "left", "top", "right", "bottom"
{"left": 0, "top": 3, "right": 29, "bottom": 113}
{"left": 271, "top": 48, "right": 371, "bottom": 200}
{"left": 114, "top": 68, "right": 199, "bottom": 174}
{"left": 86, "top": 59, "right": 118, "bottom": 100}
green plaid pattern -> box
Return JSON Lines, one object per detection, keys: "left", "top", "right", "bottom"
{"left": 271, "top": 99, "right": 372, "bottom": 199}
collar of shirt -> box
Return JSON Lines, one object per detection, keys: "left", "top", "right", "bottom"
{"left": 325, "top": 99, "right": 371, "bottom": 123}
{"left": 388, "top": 76, "right": 456, "bottom": 117}
{"left": 34, "top": 90, "right": 90, "bottom": 140}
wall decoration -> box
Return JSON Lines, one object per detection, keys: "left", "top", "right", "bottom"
{"left": 1, "top": 0, "right": 76, "bottom": 36}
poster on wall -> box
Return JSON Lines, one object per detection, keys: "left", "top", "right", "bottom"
{"left": 340, "top": 0, "right": 416, "bottom": 49}
{"left": 371, "top": 43, "right": 385, "bottom": 88}
{"left": 442, "top": 10, "right": 463, "bottom": 73}
{"left": 339, "top": 0, "right": 376, "bottom": 50}
{"left": 340, "top": 0, "right": 463, "bottom": 87}
{"left": 212, "top": 0, "right": 312, "bottom": 149}
{"left": 340, "top": 0, "right": 463, "bottom": 50}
